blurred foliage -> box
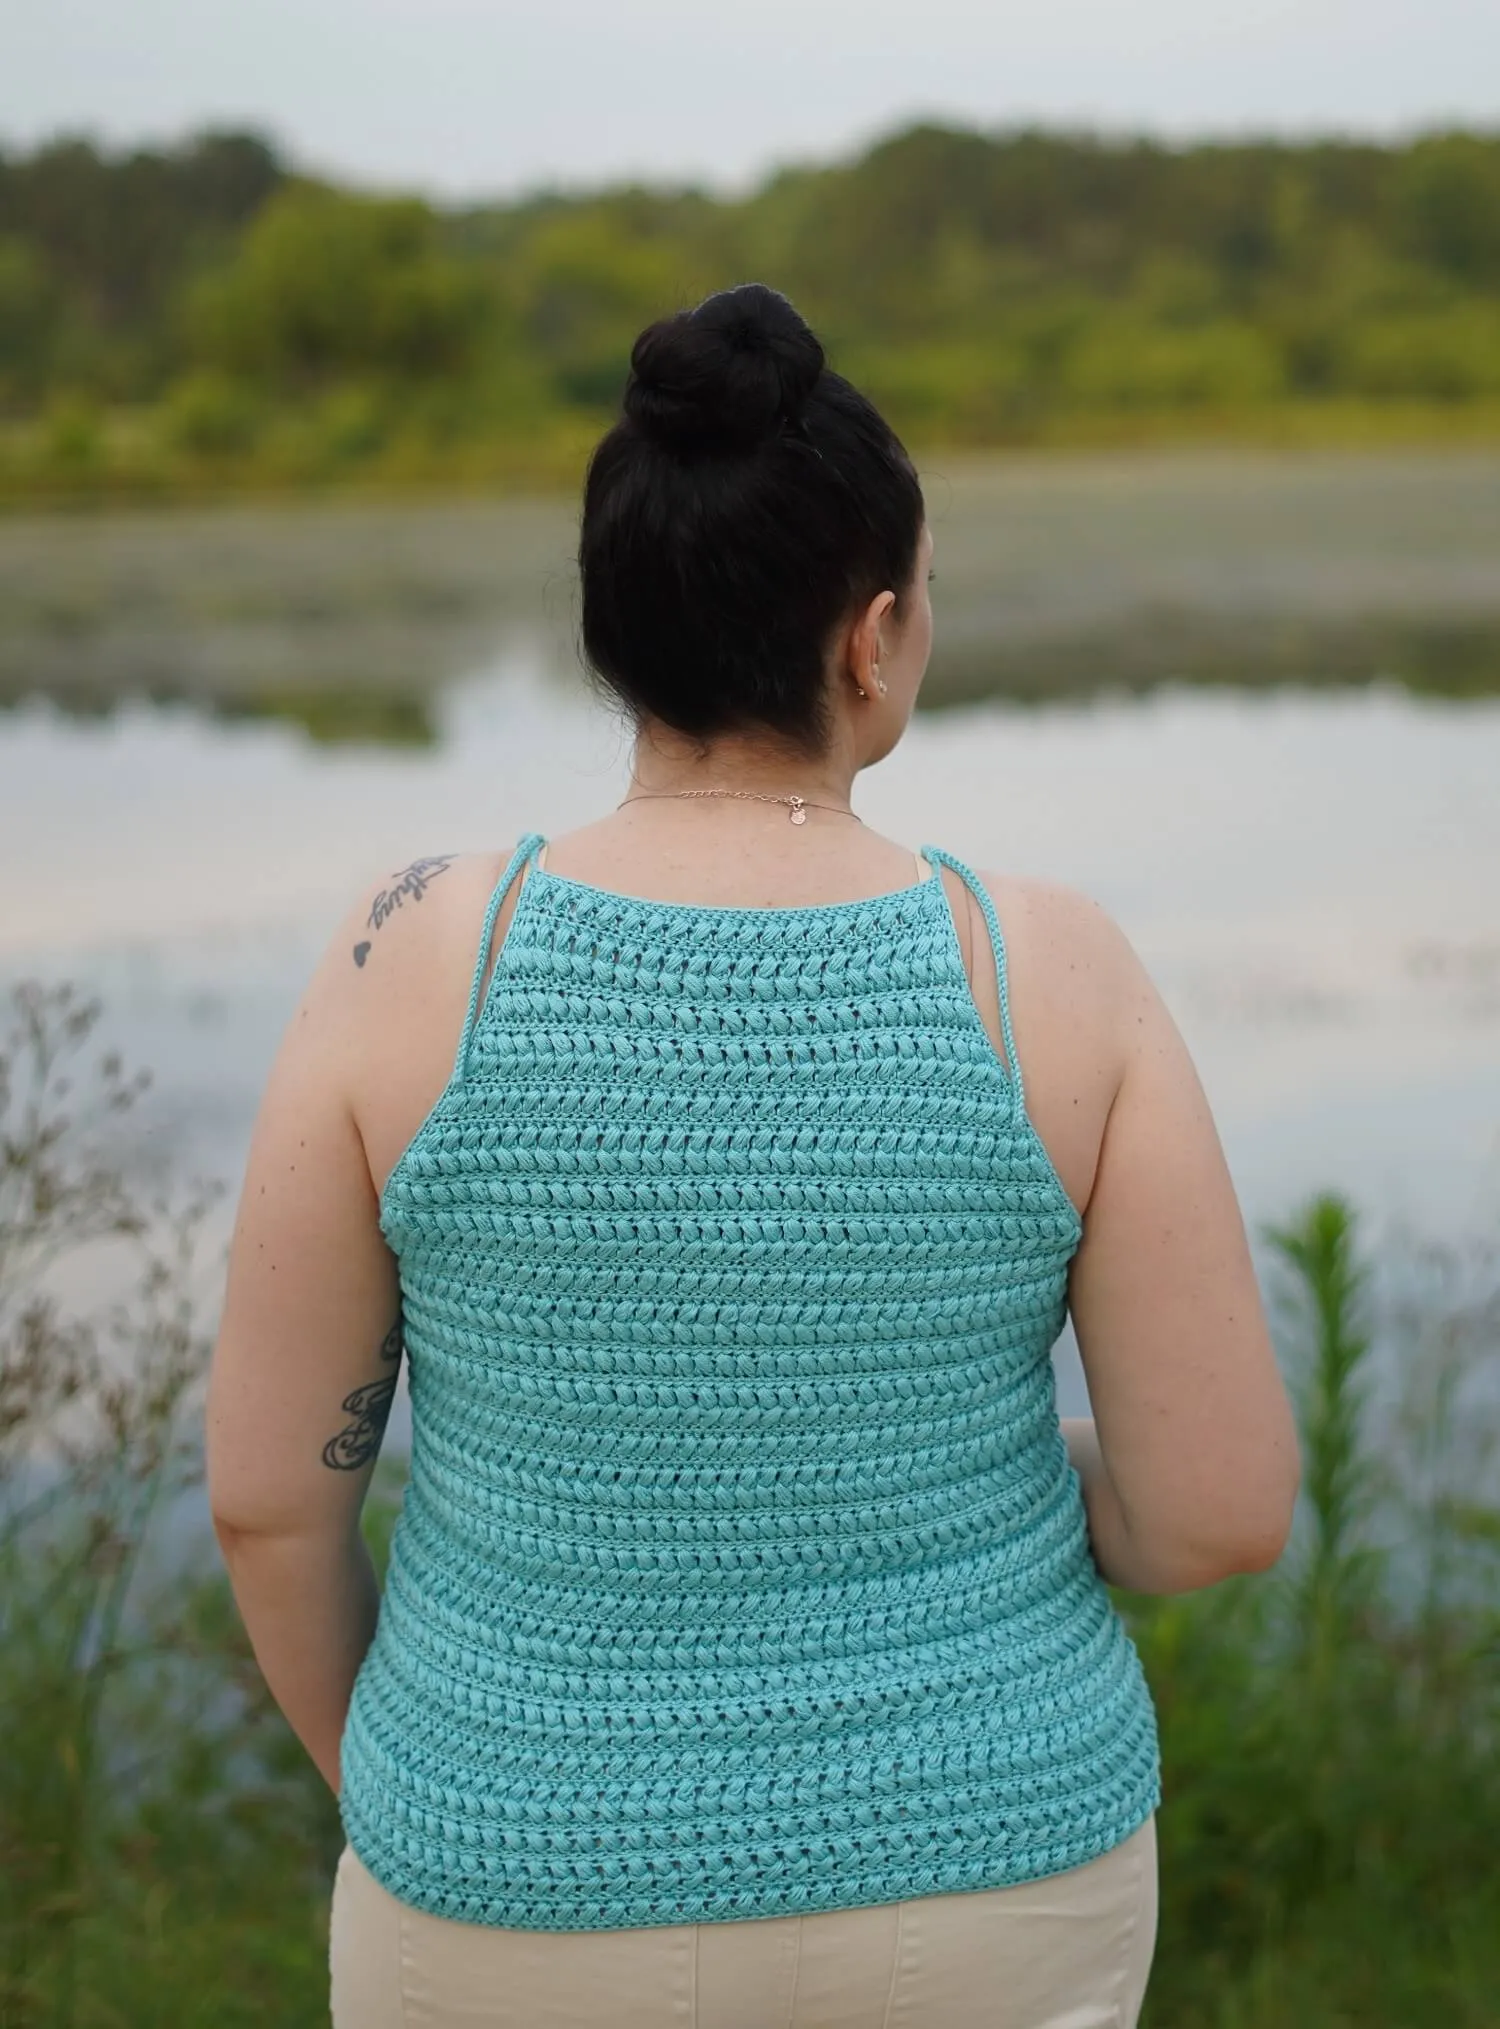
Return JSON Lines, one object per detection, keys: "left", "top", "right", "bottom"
{"left": 1128, "top": 1194, "right": 1500, "bottom": 2024}
{"left": 211, "top": 681, "right": 439, "bottom": 748}
{"left": 0, "top": 983, "right": 394, "bottom": 2024}
{"left": 2, "top": 122, "right": 1500, "bottom": 498}
{"left": 1, "top": 989, "right": 1496, "bottom": 2024}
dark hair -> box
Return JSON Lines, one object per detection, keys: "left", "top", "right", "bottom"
{"left": 579, "top": 284, "right": 925, "bottom": 755}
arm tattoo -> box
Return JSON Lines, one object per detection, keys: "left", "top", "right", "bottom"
{"left": 321, "top": 1312, "right": 404, "bottom": 1470}
{"left": 353, "top": 855, "right": 455, "bottom": 967}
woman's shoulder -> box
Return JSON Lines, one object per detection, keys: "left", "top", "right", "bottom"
{"left": 980, "top": 869, "right": 1121, "bottom": 938}
{"left": 969, "top": 869, "right": 1146, "bottom": 1025}
{"left": 325, "top": 846, "right": 534, "bottom": 1057}
{"left": 282, "top": 848, "right": 509, "bottom": 1047}
{"left": 286, "top": 847, "right": 519, "bottom": 1154}
{"left": 335, "top": 849, "right": 514, "bottom": 983}
{"left": 958, "top": 870, "right": 1149, "bottom": 1214}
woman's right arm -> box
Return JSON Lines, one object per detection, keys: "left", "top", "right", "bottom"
{"left": 1060, "top": 913, "right": 1301, "bottom": 1595}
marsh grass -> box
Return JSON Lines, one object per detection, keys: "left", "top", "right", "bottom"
{"left": 0, "top": 984, "right": 1495, "bottom": 2025}
{"left": 1130, "top": 1196, "right": 1500, "bottom": 2026}
{"left": 0, "top": 983, "right": 348, "bottom": 2027}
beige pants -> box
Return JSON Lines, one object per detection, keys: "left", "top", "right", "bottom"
{"left": 329, "top": 1816, "right": 1157, "bottom": 2028}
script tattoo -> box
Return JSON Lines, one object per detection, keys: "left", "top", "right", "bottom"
{"left": 321, "top": 1312, "right": 404, "bottom": 1470}
{"left": 353, "top": 855, "right": 456, "bottom": 967}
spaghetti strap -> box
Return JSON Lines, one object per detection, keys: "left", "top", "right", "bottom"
{"left": 919, "top": 843, "right": 1024, "bottom": 1109}
{"left": 453, "top": 831, "right": 547, "bottom": 1082}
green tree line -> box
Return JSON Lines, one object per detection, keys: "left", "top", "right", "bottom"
{"left": 3, "top": 121, "right": 1500, "bottom": 494}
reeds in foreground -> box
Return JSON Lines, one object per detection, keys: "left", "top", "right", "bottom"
{"left": 1128, "top": 1193, "right": 1500, "bottom": 2026}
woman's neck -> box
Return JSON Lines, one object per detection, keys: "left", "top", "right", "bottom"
{"left": 626, "top": 723, "right": 858, "bottom": 810}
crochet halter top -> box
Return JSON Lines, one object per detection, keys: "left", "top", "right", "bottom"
{"left": 339, "top": 830, "right": 1161, "bottom": 1932}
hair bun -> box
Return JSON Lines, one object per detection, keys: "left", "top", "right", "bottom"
{"left": 624, "top": 284, "right": 825, "bottom": 453}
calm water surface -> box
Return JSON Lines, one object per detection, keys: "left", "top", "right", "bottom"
{"left": 3, "top": 468, "right": 1498, "bottom": 1421}
{"left": 5, "top": 661, "right": 1499, "bottom": 1416}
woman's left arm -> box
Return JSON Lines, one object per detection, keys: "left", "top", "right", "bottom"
{"left": 206, "top": 896, "right": 403, "bottom": 1796}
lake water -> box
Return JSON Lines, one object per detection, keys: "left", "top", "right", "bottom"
{"left": 3, "top": 458, "right": 1498, "bottom": 1423}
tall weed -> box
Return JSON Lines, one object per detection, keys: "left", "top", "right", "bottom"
{"left": 1131, "top": 1193, "right": 1500, "bottom": 2028}
{"left": 0, "top": 984, "right": 338, "bottom": 2027}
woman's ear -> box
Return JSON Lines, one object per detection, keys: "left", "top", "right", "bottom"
{"left": 846, "top": 589, "right": 896, "bottom": 697}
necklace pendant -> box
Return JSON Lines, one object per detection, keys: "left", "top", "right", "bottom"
{"left": 789, "top": 798, "right": 807, "bottom": 825}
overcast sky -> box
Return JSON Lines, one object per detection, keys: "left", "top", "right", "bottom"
{"left": 7, "top": 0, "right": 1499, "bottom": 200}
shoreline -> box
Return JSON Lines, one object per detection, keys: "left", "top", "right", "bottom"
{"left": 5, "top": 410, "right": 1500, "bottom": 518}
{"left": 5, "top": 447, "right": 1499, "bottom": 723}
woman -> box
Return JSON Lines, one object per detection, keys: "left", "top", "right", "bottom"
{"left": 207, "top": 284, "right": 1299, "bottom": 2028}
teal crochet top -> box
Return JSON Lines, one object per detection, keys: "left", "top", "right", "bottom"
{"left": 339, "top": 830, "right": 1161, "bottom": 1932}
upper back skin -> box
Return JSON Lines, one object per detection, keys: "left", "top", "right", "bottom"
{"left": 332, "top": 819, "right": 1130, "bottom": 1226}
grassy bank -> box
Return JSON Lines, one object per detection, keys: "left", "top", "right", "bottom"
{"left": 2, "top": 983, "right": 1497, "bottom": 2025}
{"left": 6, "top": 401, "right": 1500, "bottom": 517}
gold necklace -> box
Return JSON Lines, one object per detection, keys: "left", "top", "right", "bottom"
{"left": 618, "top": 788, "right": 863, "bottom": 828}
